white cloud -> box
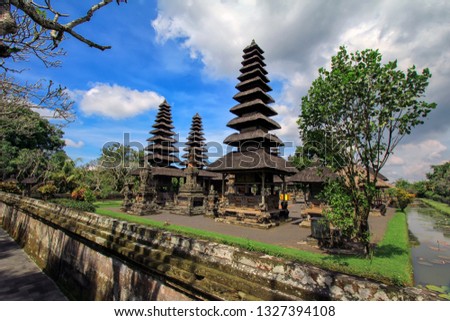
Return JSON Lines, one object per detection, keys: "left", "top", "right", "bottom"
{"left": 64, "top": 138, "right": 85, "bottom": 148}
{"left": 384, "top": 139, "right": 448, "bottom": 181}
{"left": 388, "top": 155, "right": 405, "bottom": 166}
{"left": 152, "top": 0, "right": 450, "bottom": 179}
{"left": 72, "top": 83, "right": 164, "bottom": 119}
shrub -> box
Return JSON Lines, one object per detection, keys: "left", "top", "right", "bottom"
{"left": 0, "top": 181, "right": 21, "bottom": 194}
{"left": 320, "top": 181, "right": 356, "bottom": 242}
{"left": 394, "top": 188, "right": 414, "bottom": 211}
{"left": 37, "top": 183, "right": 57, "bottom": 200}
{"left": 50, "top": 198, "right": 96, "bottom": 213}
{"left": 71, "top": 187, "right": 96, "bottom": 202}
{"left": 83, "top": 188, "right": 97, "bottom": 203}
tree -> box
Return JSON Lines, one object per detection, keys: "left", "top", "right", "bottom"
{"left": 299, "top": 47, "right": 436, "bottom": 253}
{"left": 425, "top": 162, "right": 450, "bottom": 203}
{"left": 1, "top": 74, "right": 74, "bottom": 122}
{"left": 98, "top": 143, "right": 142, "bottom": 193}
{"left": 0, "top": 101, "right": 65, "bottom": 180}
{"left": 1, "top": 0, "right": 127, "bottom": 67}
{"left": 1, "top": 1, "right": 128, "bottom": 122}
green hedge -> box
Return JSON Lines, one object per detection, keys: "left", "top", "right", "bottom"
{"left": 50, "top": 198, "right": 96, "bottom": 213}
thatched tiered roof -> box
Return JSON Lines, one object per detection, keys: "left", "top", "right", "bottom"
{"left": 225, "top": 40, "right": 282, "bottom": 149}
{"left": 209, "top": 148, "right": 296, "bottom": 174}
{"left": 145, "top": 100, "right": 180, "bottom": 167}
{"left": 181, "top": 113, "right": 208, "bottom": 168}
{"left": 209, "top": 40, "right": 292, "bottom": 175}
{"left": 289, "top": 166, "right": 337, "bottom": 183}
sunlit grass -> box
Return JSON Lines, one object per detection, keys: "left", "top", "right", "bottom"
{"left": 95, "top": 201, "right": 412, "bottom": 285}
{"left": 419, "top": 199, "right": 450, "bottom": 216}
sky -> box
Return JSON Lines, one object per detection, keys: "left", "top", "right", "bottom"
{"left": 13, "top": 0, "right": 450, "bottom": 182}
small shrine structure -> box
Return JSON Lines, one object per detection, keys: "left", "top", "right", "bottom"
{"left": 208, "top": 40, "right": 296, "bottom": 228}
{"left": 129, "top": 100, "right": 183, "bottom": 215}
{"left": 174, "top": 113, "right": 208, "bottom": 215}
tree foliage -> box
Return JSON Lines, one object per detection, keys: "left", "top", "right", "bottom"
{"left": 299, "top": 47, "right": 436, "bottom": 252}
{"left": 0, "top": 101, "right": 65, "bottom": 180}
{"left": 425, "top": 162, "right": 450, "bottom": 204}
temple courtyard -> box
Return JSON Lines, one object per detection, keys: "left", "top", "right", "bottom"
{"left": 102, "top": 201, "right": 396, "bottom": 254}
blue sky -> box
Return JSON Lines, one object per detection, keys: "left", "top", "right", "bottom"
{"left": 13, "top": 0, "right": 450, "bottom": 182}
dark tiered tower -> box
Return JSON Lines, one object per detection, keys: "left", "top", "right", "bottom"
{"left": 145, "top": 100, "right": 180, "bottom": 167}
{"left": 181, "top": 113, "right": 208, "bottom": 169}
{"left": 208, "top": 40, "right": 295, "bottom": 228}
{"left": 224, "top": 39, "right": 283, "bottom": 152}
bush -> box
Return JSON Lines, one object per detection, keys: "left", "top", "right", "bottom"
{"left": 37, "top": 183, "right": 57, "bottom": 200}
{"left": 0, "top": 181, "right": 21, "bottom": 194}
{"left": 393, "top": 188, "right": 414, "bottom": 211}
{"left": 320, "top": 181, "right": 356, "bottom": 242}
{"left": 71, "top": 187, "right": 96, "bottom": 202}
{"left": 50, "top": 198, "right": 96, "bottom": 213}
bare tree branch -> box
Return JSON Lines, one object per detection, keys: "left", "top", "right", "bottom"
{"left": 0, "top": 73, "right": 75, "bottom": 124}
{"left": 9, "top": 0, "right": 115, "bottom": 50}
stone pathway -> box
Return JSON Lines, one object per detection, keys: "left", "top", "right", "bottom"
{"left": 136, "top": 202, "right": 396, "bottom": 253}
{"left": 0, "top": 228, "right": 67, "bottom": 301}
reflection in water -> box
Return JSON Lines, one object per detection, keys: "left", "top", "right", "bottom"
{"left": 407, "top": 205, "right": 450, "bottom": 287}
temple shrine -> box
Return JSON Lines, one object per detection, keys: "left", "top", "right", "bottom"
{"left": 174, "top": 113, "right": 208, "bottom": 215}
{"left": 208, "top": 40, "right": 296, "bottom": 228}
{"left": 129, "top": 100, "right": 183, "bottom": 215}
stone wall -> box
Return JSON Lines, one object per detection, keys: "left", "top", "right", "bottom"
{"left": 0, "top": 192, "right": 439, "bottom": 301}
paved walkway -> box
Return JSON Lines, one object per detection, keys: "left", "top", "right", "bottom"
{"left": 133, "top": 202, "right": 396, "bottom": 253}
{"left": 0, "top": 228, "right": 67, "bottom": 301}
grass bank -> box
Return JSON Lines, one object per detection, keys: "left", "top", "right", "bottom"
{"left": 95, "top": 201, "right": 412, "bottom": 286}
{"left": 419, "top": 198, "right": 450, "bottom": 216}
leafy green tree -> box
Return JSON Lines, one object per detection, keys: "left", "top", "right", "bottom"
{"left": 425, "top": 162, "right": 450, "bottom": 203}
{"left": 98, "top": 143, "right": 143, "bottom": 193}
{"left": 44, "top": 151, "right": 79, "bottom": 192}
{"left": 0, "top": 103, "right": 65, "bottom": 180}
{"left": 299, "top": 47, "right": 436, "bottom": 253}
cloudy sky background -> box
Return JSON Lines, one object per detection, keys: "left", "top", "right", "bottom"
{"left": 16, "top": 0, "right": 450, "bottom": 182}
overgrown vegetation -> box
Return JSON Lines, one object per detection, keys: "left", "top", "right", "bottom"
{"left": 95, "top": 201, "right": 412, "bottom": 286}
{"left": 50, "top": 198, "right": 96, "bottom": 213}
{"left": 419, "top": 199, "right": 450, "bottom": 216}
{"left": 395, "top": 162, "right": 450, "bottom": 205}
{"left": 388, "top": 187, "right": 414, "bottom": 211}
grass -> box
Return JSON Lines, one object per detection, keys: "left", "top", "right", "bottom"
{"left": 94, "top": 201, "right": 412, "bottom": 286}
{"left": 419, "top": 198, "right": 450, "bottom": 216}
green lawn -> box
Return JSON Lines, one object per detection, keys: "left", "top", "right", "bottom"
{"left": 419, "top": 198, "right": 450, "bottom": 216}
{"left": 95, "top": 201, "right": 412, "bottom": 286}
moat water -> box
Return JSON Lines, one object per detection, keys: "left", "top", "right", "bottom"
{"left": 407, "top": 204, "right": 450, "bottom": 288}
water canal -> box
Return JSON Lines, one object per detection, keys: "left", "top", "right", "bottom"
{"left": 407, "top": 203, "right": 450, "bottom": 290}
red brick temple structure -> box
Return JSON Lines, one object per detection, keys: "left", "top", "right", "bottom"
{"left": 129, "top": 100, "right": 183, "bottom": 215}
{"left": 208, "top": 40, "right": 296, "bottom": 228}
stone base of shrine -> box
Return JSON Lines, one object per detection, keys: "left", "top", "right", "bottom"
{"left": 128, "top": 202, "right": 160, "bottom": 216}
{"left": 216, "top": 207, "right": 290, "bottom": 229}
{"left": 166, "top": 192, "right": 206, "bottom": 216}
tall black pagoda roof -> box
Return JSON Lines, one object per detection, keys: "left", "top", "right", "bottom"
{"left": 145, "top": 99, "right": 180, "bottom": 167}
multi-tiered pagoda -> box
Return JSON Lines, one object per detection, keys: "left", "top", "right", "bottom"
{"left": 129, "top": 100, "right": 183, "bottom": 215}
{"left": 145, "top": 99, "right": 180, "bottom": 167}
{"left": 173, "top": 113, "right": 208, "bottom": 215}
{"left": 208, "top": 40, "right": 295, "bottom": 228}
{"left": 181, "top": 113, "right": 208, "bottom": 168}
